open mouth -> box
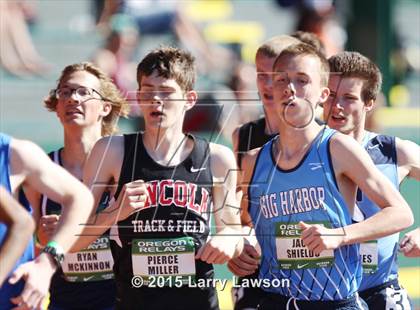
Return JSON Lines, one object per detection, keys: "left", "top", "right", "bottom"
{"left": 283, "top": 99, "right": 296, "bottom": 107}
{"left": 150, "top": 111, "right": 164, "bottom": 118}
{"left": 331, "top": 115, "right": 346, "bottom": 121}
{"left": 263, "top": 93, "right": 273, "bottom": 101}
{"left": 66, "top": 110, "right": 83, "bottom": 116}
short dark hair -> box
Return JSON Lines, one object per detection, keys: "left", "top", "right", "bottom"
{"left": 291, "top": 31, "right": 326, "bottom": 56}
{"left": 328, "top": 51, "right": 382, "bottom": 103}
{"left": 136, "top": 46, "right": 196, "bottom": 92}
{"left": 273, "top": 43, "right": 330, "bottom": 87}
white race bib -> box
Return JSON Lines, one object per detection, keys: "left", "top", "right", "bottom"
{"left": 131, "top": 237, "right": 196, "bottom": 286}
{"left": 275, "top": 222, "right": 334, "bottom": 269}
{"left": 360, "top": 240, "right": 378, "bottom": 274}
{"left": 61, "top": 236, "right": 114, "bottom": 282}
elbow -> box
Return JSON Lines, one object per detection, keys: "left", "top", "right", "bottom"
{"left": 67, "top": 185, "right": 95, "bottom": 215}
{"left": 404, "top": 210, "right": 415, "bottom": 229}
{"left": 14, "top": 213, "right": 35, "bottom": 236}
{"left": 398, "top": 206, "right": 414, "bottom": 231}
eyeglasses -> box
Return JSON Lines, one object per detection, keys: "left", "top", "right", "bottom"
{"left": 53, "top": 86, "right": 104, "bottom": 100}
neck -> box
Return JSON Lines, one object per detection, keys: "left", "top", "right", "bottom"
{"left": 62, "top": 125, "right": 102, "bottom": 172}
{"left": 143, "top": 126, "right": 188, "bottom": 165}
{"left": 349, "top": 126, "right": 367, "bottom": 144}
{"left": 263, "top": 105, "right": 279, "bottom": 135}
{"left": 277, "top": 122, "right": 322, "bottom": 156}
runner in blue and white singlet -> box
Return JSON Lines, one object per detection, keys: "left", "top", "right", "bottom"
{"left": 354, "top": 132, "right": 411, "bottom": 309}
{"left": 241, "top": 44, "right": 413, "bottom": 310}
{"left": 0, "top": 133, "right": 34, "bottom": 310}
{"left": 325, "top": 51, "right": 419, "bottom": 310}
{"left": 248, "top": 128, "right": 362, "bottom": 303}
{"left": 356, "top": 132, "right": 400, "bottom": 290}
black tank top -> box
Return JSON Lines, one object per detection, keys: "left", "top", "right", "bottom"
{"left": 237, "top": 117, "right": 276, "bottom": 167}
{"left": 41, "top": 149, "right": 116, "bottom": 309}
{"left": 112, "top": 133, "right": 214, "bottom": 286}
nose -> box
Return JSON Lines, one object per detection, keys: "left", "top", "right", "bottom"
{"left": 266, "top": 75, "right": 273, "bottom": 89}
{"left": 152, "top": 93, "right": 163, "bottom": 105}
{"left": 65, "top": 90, "right": 81, "bottom": 104}
{"left": 70, "top": 90, "right": 80, "bottom": 100}
{"left": 283, "top": 81, "right": 296, "bottom": 97}
{"left": 333, "top": 98, "right": 344, "bottom": 110}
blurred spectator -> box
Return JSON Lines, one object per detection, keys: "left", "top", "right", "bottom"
{"left": 0, "top": 0, "right": 50, "bottom": 77}
{"left": 275, "top": 0, "right": 347, "bottom": 57}
{"left": 94, "top": 0, "right": 234, "bottom": 74}
{"left": 92, "top": 14, "right": 138, "bottom": 98}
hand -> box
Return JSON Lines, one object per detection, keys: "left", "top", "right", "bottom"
{"left": 299, "top": 221, "right": 343, "bottom": 255}
{"left": 37, "top": 214, "right": 59, "bottom": 246}
{"left": 400, "top": 227, "right": 420, "bottom": 257}
{"left": 196, "top": 230, "right": 243, "bottom": 264}
{"left": 9, "top": 253, "right": 57, "bottom": 310}
{"left": 116, "top": 180, "right": 148, "bottom": 221}
{"left": 228, "top": 243, "right": 260, "bottom": 277}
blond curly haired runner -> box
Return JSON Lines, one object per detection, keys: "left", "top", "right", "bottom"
{"left": 27, "top": 62, "right": 128, "bottom": 309}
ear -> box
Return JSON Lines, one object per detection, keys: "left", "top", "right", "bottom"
{"left": 100, "top": 101, "right": 113, "bottom": 117}
{"left": 184, "top": 90, "right": 198, "bottom": 111}
{"left": 365, "top": 99, "right": 374, "bottom": 112}
{"left": 318, "top": 86, "right": 330, "bottom": 107}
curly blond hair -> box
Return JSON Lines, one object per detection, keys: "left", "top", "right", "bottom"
{"left": 44, "top": 62, "right": 129, "bottom": 136}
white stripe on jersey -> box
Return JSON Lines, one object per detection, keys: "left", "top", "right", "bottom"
{"left": 322, "top": 268, "right": 343, "bottom": 300}
{"left": 306, "top": 269, "right": 334, "bottom": 300}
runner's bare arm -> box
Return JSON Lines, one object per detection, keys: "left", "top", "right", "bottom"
{"left": 400, "top": 227, "right": 420, "bottom": 257}
{"left": 396, "top": 138, "right": 420, "bottom": 182}
{"left": 301, "top": 134, "right": 413, "bottom": 254}
{"left": 8, "top": 138, "right": 94, "bottom": 309}
{"left": 10, "top": 138, "right": 94, "bottom": 252}
{"left": 72, "top": 136, "right": 148, "bottom": 251}
{"left": 232, "top": 126, "right": 241, "bottom": 164}
{"left": 23, "top": 185, "right": 47, "bottom": 250}
{"left": 396, "top": 138, "right": 420, "bottom": 257}
{"left": 228, "top": 148, "right": 261, "bottom": 276}
{"left": 0, "top": 186, "right": 35, "bottom": 286}
{"left": 196, "top": 143, "right": 244, "bottom": 264}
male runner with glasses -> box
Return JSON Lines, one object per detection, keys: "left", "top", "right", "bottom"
{"left": 26, "top": 62, "right": 128, "bottom": 310}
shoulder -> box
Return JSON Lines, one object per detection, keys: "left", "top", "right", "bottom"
{"left": 395, "top": 137, "right": 419, "bottom": 166}
{"left": 10, "top": 137, "right": 45, "bottom": 156}
{"left": 88, "top": 135, "right": 125, "bottom": 169}
{"left": 90, "top": 135, "right": 125, "bottom": 158}
{"left": 208, "top": 143, "right": 237, "bottom": 182}
{"left": 329, "top": 131, "right": 363, "bottom": 154}
{"left": 10, "top": 138, "right": 50, "bottom": 170}
{"left": 241, "top": 147, "right": 263, "bottom": 180}
{"left": 209, "top": 142, "right": 236, "bottom": 166}
{"left": 329, "top": 133, "right": 372, "bottom": 170}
